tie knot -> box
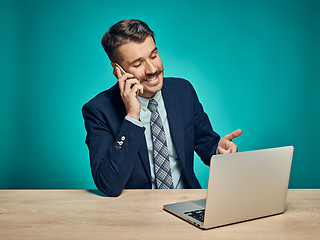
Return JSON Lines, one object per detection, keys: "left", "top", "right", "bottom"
{"left": 148, "top": 99, "right": 158, "bottom": 112}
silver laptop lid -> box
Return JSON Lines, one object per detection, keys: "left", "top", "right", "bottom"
{"left": 203, "top": 146, "right": 294, "bottom": 228}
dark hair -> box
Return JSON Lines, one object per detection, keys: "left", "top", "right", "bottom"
{"left": 101, "top": 19, "right": 155, "bottom": 62}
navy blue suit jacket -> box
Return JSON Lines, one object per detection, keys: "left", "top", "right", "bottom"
{"left": 82, "top": 77, "right": 220, "bottom": 196}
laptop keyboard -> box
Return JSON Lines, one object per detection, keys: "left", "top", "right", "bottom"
{"left": 184, "top": 209, "right": 205, "bottom": 223}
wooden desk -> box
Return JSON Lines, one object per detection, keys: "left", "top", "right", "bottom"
{"left": 0, "top": 189, "right": 319, "bottom": 239}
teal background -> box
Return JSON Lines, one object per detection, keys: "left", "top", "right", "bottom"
{"left": 1, "top": 0, "right": 319, "bottom": 189}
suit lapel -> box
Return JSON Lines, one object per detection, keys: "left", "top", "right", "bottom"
{"left": 162, "top": 81, "right": 186, "bottom": 170}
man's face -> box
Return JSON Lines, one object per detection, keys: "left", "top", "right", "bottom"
{"left": 115, "top": 36, "right": 164, "bottom": 98}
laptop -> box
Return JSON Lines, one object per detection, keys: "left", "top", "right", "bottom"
{"left": 163, "top": 146, "right": 294, "bottom": 229}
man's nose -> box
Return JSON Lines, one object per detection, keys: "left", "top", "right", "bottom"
{"left": 145, "top": 60, "right": 156, "bottom": 75}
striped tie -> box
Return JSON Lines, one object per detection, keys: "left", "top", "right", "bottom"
{"left": 148, "top": 99, "right": 174, "bottom": 189}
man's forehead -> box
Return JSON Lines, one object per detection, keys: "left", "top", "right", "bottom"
{"left": 117, "top": 36, "right": 156, "bottom": 63}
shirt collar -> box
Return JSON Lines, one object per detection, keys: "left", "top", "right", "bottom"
{"left": 138, "top": 90, "right": 162, "bottom": 112}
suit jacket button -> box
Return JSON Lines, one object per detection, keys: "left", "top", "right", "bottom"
{"left": 121, "top": 136, "right": 125, "bottom": 141}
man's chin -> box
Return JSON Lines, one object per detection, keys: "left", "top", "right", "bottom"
{"left": 140, "top": 78, "right": 163, "bottom": 98}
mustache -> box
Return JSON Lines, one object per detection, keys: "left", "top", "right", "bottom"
{"left": 141, "top": 68, "right": 164, "bottom": 81}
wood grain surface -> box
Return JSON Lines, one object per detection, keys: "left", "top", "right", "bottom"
{"left": 0, "top": 189, "right": 319, "bottom": 240}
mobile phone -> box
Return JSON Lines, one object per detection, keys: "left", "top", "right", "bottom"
{"left": 115, "top": 63, "right": 142, "bottom": 96}
{"left": 115, "top": 63, "right": 127, "bottom": 75}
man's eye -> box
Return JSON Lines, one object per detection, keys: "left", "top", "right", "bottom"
{"left": 133, "top": 62, "right": 142, "bottom": 68}
{"left": 151, "top": 53, "right": 157, "bottom": 59}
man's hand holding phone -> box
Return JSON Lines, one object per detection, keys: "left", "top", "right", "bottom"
{"left": 114, "top": 64, "right": 143, "bottom": 121}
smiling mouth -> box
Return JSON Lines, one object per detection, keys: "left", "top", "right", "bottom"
{"left": 145, "top": 75, "right": 158, "bottom": 82}
{"left": 142, "top": 69, "right": 163, "bottom": 82}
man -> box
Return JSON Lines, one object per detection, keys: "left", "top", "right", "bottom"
{"left": 82, "top": 19, "right": 242, "bottom": 197}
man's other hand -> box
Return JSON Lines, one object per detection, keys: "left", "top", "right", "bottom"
{"left": 217, "top": 129, "right": 243, "bottom": 154}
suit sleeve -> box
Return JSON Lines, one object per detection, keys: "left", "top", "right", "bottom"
{"left": 82, "top": 103, "right": 145, "bottom": 197}
{"left": 188, "top": 82, "right": 220, "bottom": 165}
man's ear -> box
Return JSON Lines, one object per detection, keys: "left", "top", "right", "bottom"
{"left": 111, "top": 62, "right": 116, "bottom": 68}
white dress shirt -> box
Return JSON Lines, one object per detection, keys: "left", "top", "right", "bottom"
{"left": 125, "top": 90, "right": 185, "bottom": 189}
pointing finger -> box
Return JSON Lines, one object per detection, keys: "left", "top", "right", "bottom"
{"left": 224, "top": 129, "right": 243, "bottom": 141}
